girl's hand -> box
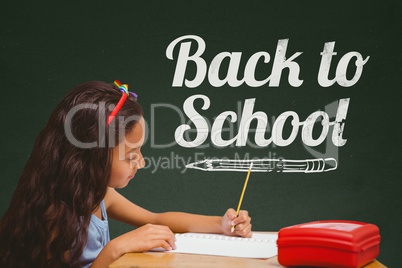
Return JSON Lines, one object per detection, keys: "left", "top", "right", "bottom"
{"left": 112, "top": 223, "right": 177, "bottom": 254}
{"left": 221, "top": 208, "right": 252, "bottom": 237}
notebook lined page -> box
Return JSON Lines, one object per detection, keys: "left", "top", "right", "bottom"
{"left": 151, "top": 232, "right": 278, "bottom": 259}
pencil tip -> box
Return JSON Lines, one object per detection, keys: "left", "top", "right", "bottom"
{"left": 185, "top": 163, "right": 194, "bottom": 169}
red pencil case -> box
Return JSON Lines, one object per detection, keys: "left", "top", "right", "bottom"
{"left": 277, "top": 220, "right": 380, "bottom": 268}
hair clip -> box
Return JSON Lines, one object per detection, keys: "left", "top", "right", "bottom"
{"left": 107, "top": 80, "right": 138, "bottom": 125}
{"left": 114, "top": 80, "right": 129, "bottom": 94}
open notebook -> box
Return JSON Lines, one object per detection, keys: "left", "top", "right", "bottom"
{"left": 151, "top": 232, "right": 278, "bottom": 259}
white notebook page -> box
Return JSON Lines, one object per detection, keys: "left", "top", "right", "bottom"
{"left": 152, "top": 232, "right": 278, "bottom": 259}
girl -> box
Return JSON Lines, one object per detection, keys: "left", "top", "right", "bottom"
{"left": 0, "top": 81, "right": 252, "bottom": 267}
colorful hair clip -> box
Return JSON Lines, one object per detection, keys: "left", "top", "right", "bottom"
{"left": 107, "top": 80, "right": 138, "bottom": 125}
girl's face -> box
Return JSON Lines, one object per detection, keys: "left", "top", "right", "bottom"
{"left": 109, "top": 117, "right": 145, "bottom": 188}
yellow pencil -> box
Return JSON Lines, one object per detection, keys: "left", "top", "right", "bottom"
{"left": 231, "top": 162, "right": 253, "bottom": 233}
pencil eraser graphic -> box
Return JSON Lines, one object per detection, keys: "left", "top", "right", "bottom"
{"left": 324, "top": 158, "right": 337, "bottom": 171}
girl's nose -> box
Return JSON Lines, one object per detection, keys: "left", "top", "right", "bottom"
{"left": 135, "top": 151, "right": 145, "bottom": 170}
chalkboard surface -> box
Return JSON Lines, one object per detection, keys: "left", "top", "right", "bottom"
{"left": 1, "top": 1, "right": 400, "bottom": 266}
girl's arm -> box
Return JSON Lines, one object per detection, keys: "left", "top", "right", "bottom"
{"left": 90, "top": 188, "right": 252, "bottom": 267}
{"left": 105, "top": 187, "right": 252, "bottom": 236}
{"left": 90, "top": 223, "right": 176, "bottom": 268}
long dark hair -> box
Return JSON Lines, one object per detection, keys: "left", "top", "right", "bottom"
{"left": 0, "top": 81, "right": 142, "bottom": 267}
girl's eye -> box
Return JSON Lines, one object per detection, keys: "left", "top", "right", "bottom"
{"left": 128, "top": 152, "right": 140, "bottom": 162}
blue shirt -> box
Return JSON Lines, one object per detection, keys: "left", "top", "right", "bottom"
{"left": 80, "top": 200, "right": 110, "bottom": 268}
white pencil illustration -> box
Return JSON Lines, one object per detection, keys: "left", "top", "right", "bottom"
{"left": 185, "top": 158, "right": 337, "bottom": 173}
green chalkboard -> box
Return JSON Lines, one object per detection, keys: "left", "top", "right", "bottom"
{"left": 1, "top": 1, "right": 400, "bottom": 266}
